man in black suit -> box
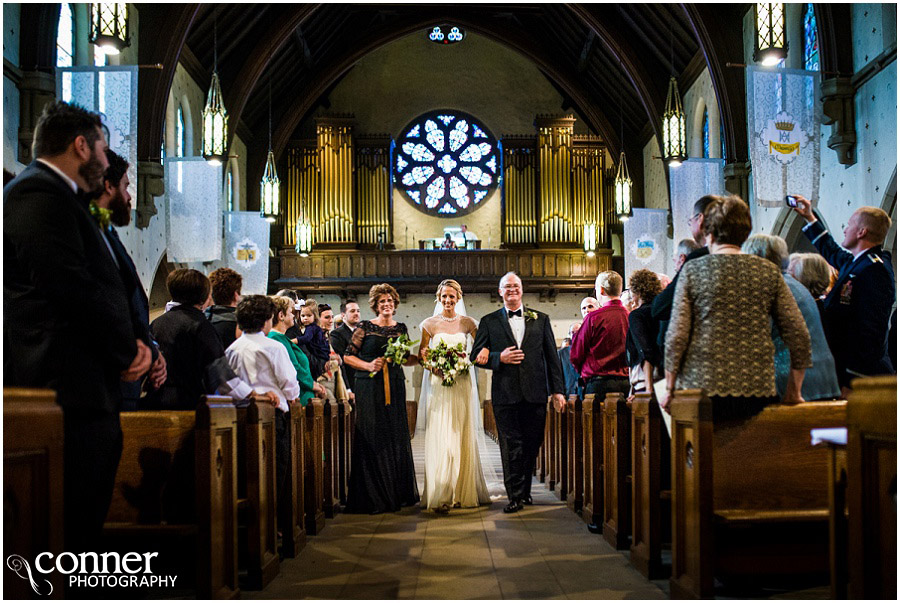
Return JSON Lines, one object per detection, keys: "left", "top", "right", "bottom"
{"left": 330, "top": 300, "right": 361, "bottom": 393}
{"left": 792, "top": 195, "right": 896, "bottom": 394}
{"left": 472, "top": 272, "right": 566, "bottom": 513}
{"left": 4, "top": 101, "right": 151, "bottom": 555}
{"left": 94, "top": 149, "right": 167, "bottom": 410}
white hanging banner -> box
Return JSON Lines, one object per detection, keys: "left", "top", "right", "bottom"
{"left": 624, "top": 208, "right": 669, "bottom": 280}
{"left": 165, "top": 158, "right": 223, "bottom": 263}
{"left": 746, "top": 65, "right": 821, "bottom": 208}
{"left": 57, "top": 66, "right": 138, "bottom": 202}
{"left": 668, "top": 158, "right": 725, "bottom": 262}
{"left": 221, "top": 212, "right": 271, "bottom": 295}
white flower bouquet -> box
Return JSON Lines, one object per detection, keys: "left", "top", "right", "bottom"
{"left": 421, "top": 339, "right": 471, "bottom": 387}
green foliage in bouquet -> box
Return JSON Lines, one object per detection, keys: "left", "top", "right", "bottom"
{"left": 422, "top": 339, "right": 472, "bottom": 387}
{"left": 369, "top": 333, "right": 418, "bottom": 377}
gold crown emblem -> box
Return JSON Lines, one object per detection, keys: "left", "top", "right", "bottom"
{"left": 775, "top": 121, "right": 795, "bottom": 131}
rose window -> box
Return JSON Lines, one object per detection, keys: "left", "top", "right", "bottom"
{"left": 394, "top": 110, "right": 499, "bottom": 216}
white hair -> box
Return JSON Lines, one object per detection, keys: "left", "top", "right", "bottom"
{"left": 499, "top": 271, "right": 521, "bottom": 288}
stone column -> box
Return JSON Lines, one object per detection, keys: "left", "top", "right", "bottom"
{"left": 821, "top": 77, "right": 856, "bottom": 166}
{"left": 723, "top": 161, "right": 751, "bottom": 202}
{"left": 17, "top": 70, "right": 56, "bottom": 165}
{"left": 135, "top": 161, "right": 164, "bottom": 229}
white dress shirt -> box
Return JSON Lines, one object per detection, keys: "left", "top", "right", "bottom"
{"left": 506, "top": 304, "right": 525, "bottom": 347}
{"left": 226, "top": 331, "right": 300, "bottom": 412}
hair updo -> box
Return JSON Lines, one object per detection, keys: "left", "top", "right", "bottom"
{"left": 435, "top": 279, "right": 463, "bottom": 302}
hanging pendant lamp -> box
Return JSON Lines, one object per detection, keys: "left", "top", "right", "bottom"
{"left": 260, "top": 79, "right": 279, "bottom": 223}
{"left": 89, "top": 3, "right": 129, "bottom": 55}
{"left": 614, "top": 150, "right": 633, "bottom": 222}
{"left": 295, "top": 199, "right": 313, "bottom": 256}
{"left": 754, "top": 3, "right": 787, "bottom": 66}
{"left": 203, "top": 16, "right": 228, "bottom": 166}
{"left": 662, "top": 77, "right": 687, "bottom": 167}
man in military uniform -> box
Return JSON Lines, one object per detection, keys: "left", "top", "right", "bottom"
{"left": 792, "top": 196, "right": 895, "bottom": 394}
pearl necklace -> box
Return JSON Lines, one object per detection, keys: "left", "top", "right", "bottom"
{"left": 438, "top": 314, "right": 460, "bottom": 322}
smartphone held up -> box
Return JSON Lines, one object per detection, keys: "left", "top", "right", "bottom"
{"left": 785, "top": 195, "right": 800, "bottom": 208}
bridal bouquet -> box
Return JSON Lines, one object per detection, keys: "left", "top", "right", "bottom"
{"left": 421, "top": 340, "right": 471, "bottom": 387}
{"left": 369, "top": 333, "right": 418, "bottom": 377}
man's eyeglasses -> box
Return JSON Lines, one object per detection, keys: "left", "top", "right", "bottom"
{"left": 687, "top": 213, "right": 701, "bottom": 226}
{"left": 501, "top": 284, "right": 522, "bottom": 291}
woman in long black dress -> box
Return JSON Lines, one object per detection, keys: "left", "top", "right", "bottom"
{"left": 342, "top": 284, "right": 420, "bottom": 513}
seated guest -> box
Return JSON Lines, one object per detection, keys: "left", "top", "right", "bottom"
{"left": 570, "top": 271, "right": 630, "bottom": 398}
{"left": 440, "top": 232, "right": 458, "bottom": 249}
{"left": 294, "top": 298, "right": 331, "bottom": 379}
{"left": 662, "top": 195, "right": 811, "bottom": 420}
{"left": 626, "top": 269, "right": 663, "bottom": 395}
{"left": 147, "top": 269, "right": 276, "bottom": 410}
{"left": 791, "top": 196, "right": 895, "bottom": 393}
{"left": 558, "top": 322, "right": 583, "bottom": 398}
{"left": 787, "top": 252, "right": 832, "bottom": 318}
{"left": 580, "top": 296, "right": 598, "bottom": 317}
{"left": 205, "top": 267, "right": 243, "bottom": 350}
{"left": 743, "top": 235, "right": 840, "bottom": 401}
{"left": 268, "top": 296, "right": 324, "bottom": 407}
{"left": 226, "top": 295, "right": 299, "bottom": 542}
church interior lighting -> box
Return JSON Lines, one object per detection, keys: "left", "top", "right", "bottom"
{"left": 260, "top": 78, "right": 279, "bottom": 223}
{"left": 89, "top": 3, "right": 129, "bottom": 55}
{"left": 614, "top": 150, "right": 633, "bottom": 222}
{"left": 754, "top": 3, "right": 787, "bottom": 67}
{"left": 295, "top": 204, "right": 312, "bottom": 256}
{"left": 202, "top": 17, "right": 228, "bottom": 166}
{"left": 662, "top": 76, "right": 687, "bottom": 167}
{"left": 583, "top": 221, "right": 597, "bottom": 257}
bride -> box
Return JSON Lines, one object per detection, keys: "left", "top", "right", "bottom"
{"left": 417, "top": 279, "right": 492, "bottom": 513}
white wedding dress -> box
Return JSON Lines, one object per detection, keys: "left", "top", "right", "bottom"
{"left": 420, "top": 331, "right": 491, "bottom": 509}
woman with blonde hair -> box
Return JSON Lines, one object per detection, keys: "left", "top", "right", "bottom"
{"left": 417, "top": 279, "right": 492, "bottom": 513}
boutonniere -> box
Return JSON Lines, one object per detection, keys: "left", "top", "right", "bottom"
{"left": 524, "top": 309, "right": 538, "bottom": 321}
{"left": 89, "top": 200, "right": 111, "bottom": 230}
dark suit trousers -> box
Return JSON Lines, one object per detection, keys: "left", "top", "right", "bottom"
{"left": 492, "top": 403, "right": 547, "bottom": 502}
{"left": 62, "top": 408, "right": 123, "bottom": 554}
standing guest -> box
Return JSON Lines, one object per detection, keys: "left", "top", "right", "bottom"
{"left": 570, "top": 271, "right": 630, "bottom": 400}
{"left": 787, "top": 252, "right": 833, "bottom": 318}
{"left": 580, "top": 296, "right": 599, "bottom": 317}
{"left": 791, "top": 196, "right": 895, "bottom": 394}
{"left": 471, "top": 272, "right": 566, "bottom": 513}
{"left": 206, "top": 267, "right": 243, "bottom": 350}
{"left": 148, "top": 269, "right": 277, "bottom": 410}
{"left": 651, "top": 197, "right": 715, "bottom": 353}
{"left": 294, "top": 299, "right": 331, "bottom": 379}
{"left": 316, "top": 303, "right": 347, "bottom": 403}
{"left": 4, "top": 100, "right": 151, "bottom": 556}
{"left": 94, "top": 149, "right": 167, "bottom": 410}
{"left": 343, "top": 284, "right": 420, "bottom": 514}
{"left": 626, "top": 270, "right": 664, "bottom": 395}
{"left": 440, "top": 232, "right": 458, "bottom": 249}
{"left": 268, "top": 296, "right": 324, "bottom": 407}
{"left": 331, "top": 300, "right": 361, "bottom": 392}
{"left": 559, "top": 322, "right": 583, "bottom": 398}
{"left": 459, "top": 224, "right": 478, "bottom": 248}
{"left": 620, "top": 289, "right": 636, "bottom": 312}
{"left": 662, "top": 195, "right": 811, "bottom": 420}
{"left": 743, "top": 234, "right": 840, "bottom": 401}
{"left": 226, "top": 295, "right": 299, "bottom": 544}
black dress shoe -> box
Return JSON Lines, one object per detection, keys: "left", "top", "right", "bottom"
{"left": 503, "top": 500, "right": 523, "bottom": 513}
{"left": 521, "top": 496, "right": 533, "bottom": 505}
{"left": 587, "top": 523, "right": 603, "bottom": 534}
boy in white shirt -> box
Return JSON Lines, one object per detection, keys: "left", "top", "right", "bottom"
{"left": 226, "top": 295, "right": 300, "bottom": 542}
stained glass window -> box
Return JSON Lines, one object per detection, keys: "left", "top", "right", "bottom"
{"left": 702, "top": 108, "right": 710, "bottom": 158}
{"left": 57, "top": 3, "right": 74, "bottom": 68}
{"left": 804, "top": 4, "right": 819, "bottom": 71}
{"left": 176, "top": 105, "right": 185, "bottom": 157}
{"left": 395, "top": 110, "right": 499, "bottom": 216}
{"left": 428, "top": 25, "right": 465, "bottom": 45}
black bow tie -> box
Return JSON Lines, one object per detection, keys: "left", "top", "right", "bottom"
{"left": 507, "top": 309, "right": 522, "bottom": 318}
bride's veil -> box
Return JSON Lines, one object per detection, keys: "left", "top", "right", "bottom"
{"left": 416, "top": 297, "right": 500, "bottom": 489}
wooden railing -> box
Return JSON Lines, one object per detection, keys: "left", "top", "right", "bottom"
{"left": 275, "top": 248, "right": 611, "bottom": 295}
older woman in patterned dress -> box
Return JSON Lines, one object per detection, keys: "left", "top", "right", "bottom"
{"left": 661, "top": 195, "right": 812, "bottom": 420}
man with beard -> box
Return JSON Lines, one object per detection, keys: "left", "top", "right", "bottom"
{"left": 94, "top": 149, "right": 168, "bottom": 410}
{"left": 4, "top": 101, "right": 151, "bottom": 559}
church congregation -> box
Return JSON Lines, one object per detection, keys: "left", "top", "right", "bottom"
{"left": 3, "top": 3, "right": 897, "bottom": 600}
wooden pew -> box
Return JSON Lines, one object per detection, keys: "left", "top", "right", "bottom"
{"left": 483, "top": 400, "right": 499, "bottom": 443}
{"left": 602, "top": 393, "right": 631, "bottom": 549}
{"left": 545, "top": 399, "right": 556, "bottom": 490}
{"left": 553, "top": 397, "right": 568, "bottom": 501}
{"left": 322, "top": 399, "right": 340, "bottom": 518}
{"left": 565, "top": 395, "right": 583, "bottom": 513}
{"left": 234, "top": 402, "right": 278, "bottom": 590}
{"left": 337, "top": 399, "right": 353, "bottom": 506}
{"left": 3, "top": 388, "right": 64, "bottom": 600}
{"left": 105, "top": 397, "right": 239, "bottom": 599}
{"left": 304, "top": 399, "right": 325, "bottom": 535}
{"left": 539, "top": 402, "right": 549, "bottom": 482}
{"left": 280, "top": 401, "right": 306, "bottom": 558}
{"left": 630, "top": 393, "right": 670, "bottom": 579}
{"left": 580, "top": 394, "right": 602, "bottom": 525}
{"left": 406, "top": 400, "right": 418, "bottom": 439}
{"left": 845, "top": 376, "right": 896, "bottom": 599}
{"left": 669, "top": 391, "right": 846, "bottom": 599}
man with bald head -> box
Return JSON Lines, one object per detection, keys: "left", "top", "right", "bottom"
{"left": 792, "top": 195, "right": 896, "bottom": 393}
{"left": 580, "top": 296, "right": 598, "bottom": 317}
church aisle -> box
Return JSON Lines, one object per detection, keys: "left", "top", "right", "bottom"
{"left": 246, "top": 433, "right": 665, "bottom": 600}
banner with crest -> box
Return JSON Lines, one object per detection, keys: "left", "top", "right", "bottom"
{"left": 624, "top": 208, "right": 669, "bottom": 281}
{"left": 217, "top": 212, "right": 271, "bottom": 295}
{"left": 746, "top": 66, "right": 821, "bottom": 208}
